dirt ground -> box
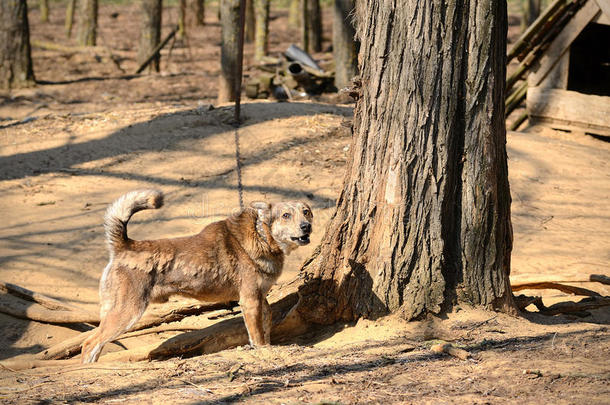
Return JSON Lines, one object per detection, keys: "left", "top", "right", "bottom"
{"left": 0, "top": 2, "right": 609, "bottom": 404}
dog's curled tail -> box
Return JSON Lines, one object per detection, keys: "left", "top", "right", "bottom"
{"left": 104, "top": 189, "right": 164, "bottom": 253}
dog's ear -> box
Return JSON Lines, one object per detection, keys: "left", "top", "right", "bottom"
{"left": 250, "top": 201, "right": 272, "bottom": 224}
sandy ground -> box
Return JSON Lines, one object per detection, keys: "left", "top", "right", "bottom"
{"left": 0, "top": 2, "right": 609, "bottom": 404}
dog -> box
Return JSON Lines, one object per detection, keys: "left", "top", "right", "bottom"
{"left": 81, "top": 189, "right": 313, "bottom": 363}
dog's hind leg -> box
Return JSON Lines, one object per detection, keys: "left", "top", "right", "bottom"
{"left": 81, "top": 268, "right": 149, "bottom": 363}
{"left": 262, "top": 298, "right": 271, "bottom": 345}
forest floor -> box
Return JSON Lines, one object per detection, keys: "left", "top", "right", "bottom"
{"left": 0, "top": 2, "right": 609, "bottom": 404}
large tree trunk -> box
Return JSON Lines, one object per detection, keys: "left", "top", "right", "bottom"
{"left": 77, "top": 0, "right": 98, "bottom": 46}
{"left": 0, "top": 0, "right": 35, "bottom": 89}
{"left": 138, "top": 0, "right": 162, "bottom": 73}
{"left": 307, "top": 0, "right": 322, "bottom": 52}
{"left": 296, "top": 0, "right": 516, "bottom": 324}
{"left": 332, "top": 0, "right": 357, "bottom": 89}
{"left": 218, "top": 0, "right": 240, "bottom": 103}
{"left": 253, "top": 0, "right": 270, "bottom": 61}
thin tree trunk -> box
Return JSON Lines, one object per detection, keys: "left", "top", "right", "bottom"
{"left": 65, "top": 0, "right": 76, "bottom": 38}
{"left": 307, "top": 0, "right": 322, "bottom": 52}
{"left": 178, "top": 0, "right": 186, "bottom": 39}
{"left": 138, "top": 0, "right": 162, "bottom": 73}
{"left": 288, "top": 0, "right": 300, "bottom": 27}
{"left": 332, "top": 0, "right": 357, "bottom": 89}
{"left": 40, "top": 0, "right": 49, "bottom": 22}
{"left": 296, "top": 0, "right": 516, "bottom": 324}
{"left": 193, "top": 0, "right": 205, "bottom": 25}
{"left": 301, "top": 0, "right": 308, "bottom": 52}
{"left": 254, "top": 0, "right": 270, "bottom": 61}
{"left": 218, "top": 0, "right": 240, "bottom": 102}
{"left": 0, "top": 0, "right": 35, "bottom": 89}
{"left": 522, "top": 0, "right": 541, "bottom": 30}
{"left": 245, "top": 0, "right": 255, "bottom": 43}
{"left": 77, "top": 0, "right": 98, "bottom": 46}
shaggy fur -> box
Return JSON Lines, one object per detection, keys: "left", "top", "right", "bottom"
{"left": 81, "top": 189, "right": 313, "bottom": 363}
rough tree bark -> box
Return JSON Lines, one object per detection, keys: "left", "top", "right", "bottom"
{"left": 254, "top": 0, "right": 270, "bottom": 61}
{"left": 0, "top": 0, "right": 35, "bottom": 89}
{"left": 307, "top": 0, "right": 322, "bottom": 52}
{"left": 332, "top": 0, "right": 357, "bottom": 89}
{"left": 218, "top": 0, "right": 240, "bottom": 102}
{"left": 295, "top": 0, "right": 516, "bottom": 324}
{"left": 77, "top": 0, "right": 98, "bottom": 46}
{"left": 138, "top": 0, "right": 162, "bottom": 73}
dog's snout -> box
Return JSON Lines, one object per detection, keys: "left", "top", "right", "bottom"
{"left": 300, "top": 222, "right": 312, "bottom": 233}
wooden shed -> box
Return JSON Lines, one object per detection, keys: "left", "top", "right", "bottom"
{"left": 506, "top": 0, "right": 610, "bottom": 136}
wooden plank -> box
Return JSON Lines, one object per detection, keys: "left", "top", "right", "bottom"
{"left": 594, "top": 0, "right": 610, "bottom": 18}
{"left": 594, "top": 11, "right": 610, "bottom": 24}
{"left": 529, "top": 0, "right": 601, "bottom": 86}
{"left": 527, "top": 87, "right": 610, "bottom": 135}
{"left": 539, "top": 51, "right": 569, "bottom": 89}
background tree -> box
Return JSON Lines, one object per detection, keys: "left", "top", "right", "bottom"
{"left": 138, "top": 0, "right": 162, "bottom": 73}
{"left": 307, "top": 0, "right": 322, "bottom": 52}
{"left": 218, "top": 0, "right": 240, "bottom": 102}
{"left": 245, "top": 0, "right": 255, "bottom": 43}
{"left": 40, "top": 0, "right": 50, "bottom": 22}
{"left": 279, "top": 0, "right": 516, "bottom": 328}
{"left": 193, "top": 0, "right": 205, "bottom": 25}
{"left": 65, "top": 0, "right": 76, "bottom": 38}
{"left": 178, "top": 0, "right": 186, "bottom": 39}
{"left": 254, "top": 0, "right": 270, "bottom": 61}
{"left": 77, "top": 0, "right": 97, "bottom": 46}
{"left": 0, "top": 0, "right": 35, "bottom": 89}
{"left": 522, "top": 0, "right": 541, "bottom": 30}
{"left": 332, "top": 0, "right": 357, "bottom": 89}
{"left": 288, "top": 0, "right": 300, "bottom": 26}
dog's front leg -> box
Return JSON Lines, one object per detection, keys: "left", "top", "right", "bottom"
{"left": 240, "top": 294, "right": 266, "bottom": 346}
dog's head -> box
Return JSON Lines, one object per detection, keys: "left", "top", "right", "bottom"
{"left": 250, "top": 201, "right": 313, "bottom": 255}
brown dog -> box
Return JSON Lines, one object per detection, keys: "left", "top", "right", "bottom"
{"left": 81, "top": 189, "right": 313, "bottom": 363}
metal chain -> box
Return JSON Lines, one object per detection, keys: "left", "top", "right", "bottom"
{"left": 234, "top": 128, "right": 244, "bottom": 211}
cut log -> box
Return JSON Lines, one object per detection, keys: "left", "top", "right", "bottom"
{"left": 527, "top": 87, "right": 610, "bottom": 136}
{"left": 511, "top": 282, "right": 602, "bottom": 297}
{"left": 590, "top": 274, "right": 610, "bottom": 285}
{"left": 541, "top": 296, "right": 610, "bottom": 316}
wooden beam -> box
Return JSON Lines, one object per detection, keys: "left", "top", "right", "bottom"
{"left": 594, "top": 0, "right": 610, "bottom": 18}
{"left": 529, "top": 0, "right": 601, "bottom": 86}
{"left": 527, "top": 87, "right": 610, "bottom": 136}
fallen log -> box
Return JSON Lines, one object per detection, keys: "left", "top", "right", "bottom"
{"left": 590, "top": 274, "right": 610, "bottom": 286}
{"left": 541, "top": 296, "right": 610, "bottom": 316}
{"left": 511, "top": 282, "right": 602, "bottom": 297}
{"left": 34, "top": 301, "right": 237, "bottom": 360}
{"left": 0, "top": 357, "right": 80, "bottom": 371}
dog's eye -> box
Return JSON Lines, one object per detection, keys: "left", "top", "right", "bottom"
{"left": 303, "top": 209, "right": 311, "bottom": 216}
{"left": 282, "top": 213, "right": 291, "bottom": 220}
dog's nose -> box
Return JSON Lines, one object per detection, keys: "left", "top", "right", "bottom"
{"left": 300, "top": 222, "right": 311, "bottom": 233}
